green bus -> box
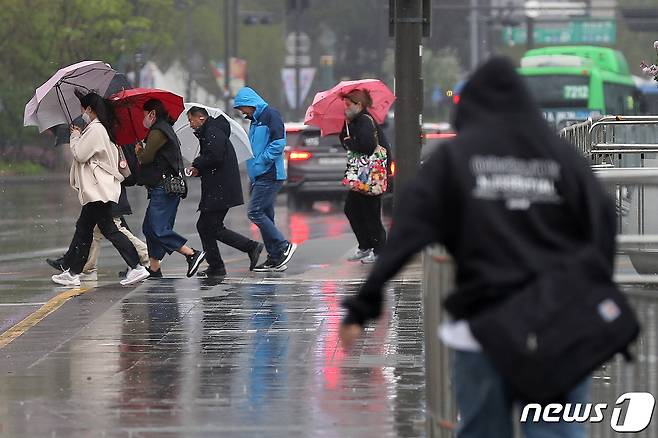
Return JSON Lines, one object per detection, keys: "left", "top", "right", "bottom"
{"left": 518, "top": 46, "right": 639, "bottom": 127}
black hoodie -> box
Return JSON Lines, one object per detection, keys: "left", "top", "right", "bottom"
{"left": 343, "top": 57, "right": 616, "bottom": 324}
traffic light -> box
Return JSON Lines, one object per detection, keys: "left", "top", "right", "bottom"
{"left": 243, "top": 15, "right": 273, "bottom": 25}
{"left": 620, "top": 8, "right": 658, "bottom": 32}
{"left": 287, "top": 0, "right": 310, "bottom": 13}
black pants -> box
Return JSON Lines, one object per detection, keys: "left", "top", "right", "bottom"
{"left": 344, "top": 191, "right": 386, "bottom": 254}
{"left": 62, "top": 201, "right": 140, "bottom": 274}
{"left": 196, "top": 209, "right": 257, "bottom": 269}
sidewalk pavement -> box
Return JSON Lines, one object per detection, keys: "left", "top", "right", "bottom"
{"left": 0, "top": 235, "right": 426, "bottom": 438}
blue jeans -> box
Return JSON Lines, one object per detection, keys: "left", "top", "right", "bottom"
{"left": 142, "top": 186, "right": 188, "bottom": 260}
{"left": 247, "top": 172, "right": 288, "bottom": 258}
{"left": 453, "top": 351, "right": 590, "bottom": 438}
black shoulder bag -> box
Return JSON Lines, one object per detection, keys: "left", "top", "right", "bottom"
{"left": 469, "top": 247, "right": 639, "bottom": 403}
{"left": 162, "top": 142, "right": 188, "bottom": 199}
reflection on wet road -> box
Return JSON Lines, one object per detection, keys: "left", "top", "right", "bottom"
{"left": 0, "top": 177, "right": 422, "bottom": 437}
{"left": 0, "top": 277, "right": 424, "bottom": 437}
{"left": 3, "top": 178, "right": 658, "bottom": 437}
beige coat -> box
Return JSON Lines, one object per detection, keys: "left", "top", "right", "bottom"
{"left": 69, "top": 119, "right": 124, "bottom": 205}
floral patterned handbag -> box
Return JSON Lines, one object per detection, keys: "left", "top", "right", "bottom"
{"left": 341, "top": 115, "right": 388, "bottom": 196}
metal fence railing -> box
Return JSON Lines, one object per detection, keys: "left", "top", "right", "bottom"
{"left": 560, "top": 116, "right": 658, "bottom": 275}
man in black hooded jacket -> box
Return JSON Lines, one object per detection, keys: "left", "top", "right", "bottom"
{"left": 339, "top": 57, "right": 621, "bottom": 437}
{"left": 187, "top": 107, "right": 264, "bottom": 277}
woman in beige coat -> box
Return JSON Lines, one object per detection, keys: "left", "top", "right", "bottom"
{"left": 51, "top": 91, "right": 150, "bottom": 287}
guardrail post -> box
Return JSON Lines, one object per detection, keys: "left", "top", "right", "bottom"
{"left": 423, "top": 245, "right": 457, "bottom": 437}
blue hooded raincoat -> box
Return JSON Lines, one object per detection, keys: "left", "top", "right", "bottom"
{"left": 233, "top": 87, "right": 287, "bottom": 182}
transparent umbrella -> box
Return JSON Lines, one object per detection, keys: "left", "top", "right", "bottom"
{"left": 173, "top": 102, "right": 253, "bottom": 163}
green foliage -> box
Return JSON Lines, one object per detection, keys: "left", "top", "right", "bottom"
{"left": 0, "top": 160, "right": 46, "bottom": 176}
{"left": 382, "top": 47, "right": 462, "bottom": 121}
{"left": 0, "top": 0, "right": 289, "bottom": 154}
{"left": 0, "top": 0, "right": 175, "bottom": 149}
{"left": 305, "top": 0, "right": 388, "bottom": 80}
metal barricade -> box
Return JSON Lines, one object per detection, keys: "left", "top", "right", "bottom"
{"left": 423, "top": 246, "right": 456, "bottom": 437}
{"left": 560, "top": 116, "right": 658, "bottom": 274}
{"left": 559, "top": 115, "right": 658, "bottom": 167}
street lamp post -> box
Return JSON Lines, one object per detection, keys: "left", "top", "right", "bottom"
{"left": 393, "top": 0, "right": 424, "bottom": 209}
{"left": 224, "top": 0, "right": 231, "bottom": 111}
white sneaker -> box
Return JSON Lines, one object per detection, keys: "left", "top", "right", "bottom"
{"left": 52, "top": 270, "right": 81, "bottom": 287}
{"left": 360, "top": 252, "right": 378, "bottom": 265}
{"left": 347, "top": 248, "right": 372, "bottom": 262}
{"left": 120, "top": 266, "right": 150, "bottom": 286}
{"left": 80, "top": 270, "right": 98, "bottom": 281}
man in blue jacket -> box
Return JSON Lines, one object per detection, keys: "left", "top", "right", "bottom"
{"left": 234, "top": 87, "right": 297, "bottom": 272}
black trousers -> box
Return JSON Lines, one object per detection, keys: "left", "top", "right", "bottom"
{"left": 62, "top": 201, "right": 140, "bottom": 274}
{"left": 344, "top": 191, "right": 386, "bottom": 254}
{"left": 196, "top": 209, "right": 256, "bottom": 269}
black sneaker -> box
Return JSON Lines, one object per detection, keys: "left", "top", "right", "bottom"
{"left": 248, "top": 243, "right": 264, "bottom": 271}
{"left": 186, "top": 249, "right": 206, "bottom": 277}
{"left": 147, "top": 267, "right": 163, "bottom": 279}
{"left": 46, "top": 257, "right": 66, "bottom": 272}
{"left": 253, "top": 258, "right": 288, "bottom": 272}
{"left": 273, "top": 242, "right": 297, "bottom": 269}
{"left": 197, "top": 266, "right": 227, "bottom": 278}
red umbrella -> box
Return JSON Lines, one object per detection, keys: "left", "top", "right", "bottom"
{"left": 109, "top": 88, "right": 184, "bottom": 144}
{"left": 304, "top": 79, "right": 395, "bottom": 136}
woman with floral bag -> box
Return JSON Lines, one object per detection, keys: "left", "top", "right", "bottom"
{"left": 339, "top": 89, "right": 390, "bottom": 264}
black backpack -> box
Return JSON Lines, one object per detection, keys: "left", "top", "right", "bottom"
{"left": 469, "top": 247, "right": 639, "bottom": 403}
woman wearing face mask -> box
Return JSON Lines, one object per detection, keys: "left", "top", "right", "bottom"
{"left": 51, "top": 90, "right": 150, "bottom": 287}
{"left": 339, "top": 89, "right": 391, "bottom": 264}
{"left": 136, "top": 99, "right": 206, "bottom": 278}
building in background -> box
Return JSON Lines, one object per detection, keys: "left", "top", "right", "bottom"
{"left": 136, "top": 61, "right": 223, "bottom": 109}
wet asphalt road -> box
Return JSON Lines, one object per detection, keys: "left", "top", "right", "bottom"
{"left": 0, "top": 176, "right": 425, "bottom": 437}
{"left": 0, "top": 176, "right": 363, "bottom": 334}
{"left": 2, "top": 177, "right": 658, "bottom": 437}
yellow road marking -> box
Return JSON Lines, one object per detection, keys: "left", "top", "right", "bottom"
{"left": 0, "top": 253, "right": 255, "bottom": 349}
{"left": 0, "top": 287, "right": 89, "bottom": 349}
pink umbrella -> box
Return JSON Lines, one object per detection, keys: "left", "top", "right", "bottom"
{"left": 304, "top": 79, "right": 395, "bottom": 136}
{"left": 24, "top": 60, "right": 116, "bottom": 132}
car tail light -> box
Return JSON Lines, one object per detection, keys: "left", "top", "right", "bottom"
{"left": 288, "top": 150, "right": 313, "bottom": 161}
{"left": 423, "top": 133, "right": 457, "bottom": 140}
{"left": 390, "top": 161, "right": 396, "bottom": 176}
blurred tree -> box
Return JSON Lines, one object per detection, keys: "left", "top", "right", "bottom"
{"left": 616, "top": 0, "right": 658, "bottom": 77}
{"left": 234, "top": 0, "right": 286, "bottom": 110}
{"left": 0, "top": 0, "right": 173, "bottom": 153}
{"left": 0, "top": 0, "right": 287, "bottom": 158}
{"left": 382, "top": 47, "right": 462, "bottom": 122}
{"left": 305, "top": 0, "right": 388, "bottom": 81}
{"left": 425, "top": 0, "right": 471, "bottom": 69}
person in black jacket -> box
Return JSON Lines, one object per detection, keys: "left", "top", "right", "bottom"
{"left": 339, "top": 89, "right": 390, "bottom": 265}
{"left": 137, "top": 99, "right": 205, "bottom": 278}
{"left": 340, "top": 57, "right": 619, "bottom": 438}
{"left": 186, "top": 107, "right": 264, "bottom": 277}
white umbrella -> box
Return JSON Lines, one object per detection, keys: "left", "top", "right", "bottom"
{"left": 24, "top": 60, "right": 116, "bottom": 132}
{"left": 174, "top": 102, "right": 253, "bottom": 164}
